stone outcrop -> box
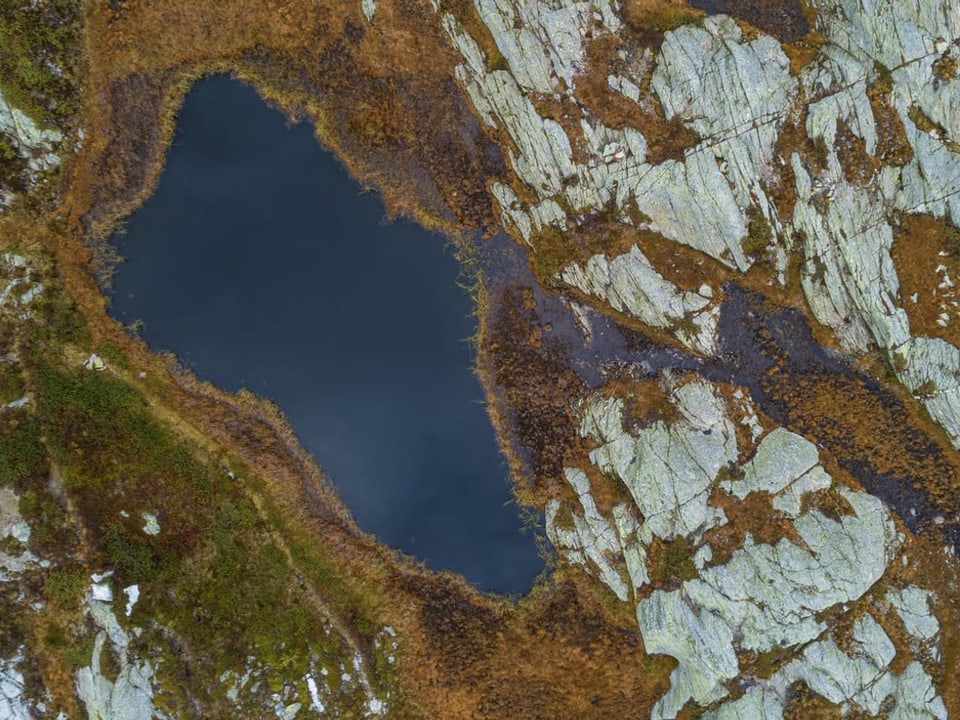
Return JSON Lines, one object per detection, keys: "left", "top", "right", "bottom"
{"left": 440, "top": 0, "right": 960, "bottom": 447}
{"left": 0, "top": 89, "right": 62, "bottom": 207}
{"left": 0, "top": 487, "right": 48, "bottom": 578}
{"left": 708, "top": 614, "right": 947, "bottom": 719}
{"left": 0, "top": 652, "right": 32, "bottom": 720}
{"left": 439, "top": 8, "right": 799, "bottom": 272}
{"left": 559, "top": 246, "right": 718, "bottom": 354}
{"left": 76, "top": 581, "right": 160, "bottom": 720}
{"left": 788, "top": 0, "right": 960, "bottom": 443}
{"left": 546, "top": 378, "right": 944, "bottom": 718}
{"left": 545, "top": 467, "right": 630, "bottom": 601}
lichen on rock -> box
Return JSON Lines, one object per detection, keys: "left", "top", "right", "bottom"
{"left": 546, "top": 376, "right": 944, "bottom": 718}
{"left": 0, "top": 89, "right": 62, "bottom": 207}
{"left": 75, "top": 582, "right": 161, "bottom": 720}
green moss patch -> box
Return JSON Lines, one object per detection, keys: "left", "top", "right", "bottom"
{"left": 0, "top": 408, "right": 47, "bottom": 486}
{"left": 0, "top": 0, "right": 81, "bottom": 128}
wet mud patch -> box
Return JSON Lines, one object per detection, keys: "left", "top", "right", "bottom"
{"left": 477, "top": 235, "right": 702, "bottom": 491}
{"left": 711, "top": 283, "right": 960, "bottom": 547}
{"left": 481, "top": 280, "right": 584, "bottom": 492}
{"left": 689, "top": 0, "right": 808, "bottom": 41}
{"left": 480, "top": 238, "right": 960, "bottom": 549}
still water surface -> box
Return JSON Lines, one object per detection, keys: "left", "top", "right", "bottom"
{"left": 109, "top": 75, "right": 543, "bottom": 594}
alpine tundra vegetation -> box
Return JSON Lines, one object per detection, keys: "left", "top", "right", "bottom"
{"left": 0, "top": 0, "right": 959, "bottom": 716}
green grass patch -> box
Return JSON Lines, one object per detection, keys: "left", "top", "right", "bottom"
{"left": 744, "top": 210, "right": 773, "bottom": 257}
{"left": 34, "top": 365, "right": 179, "bottom": 487}
{"left": 44, "top": 565, "right": 88, "bottom": 607}
{"left": 0, "top": 361, "right": 26, "bottom": 403}
{"left": 0, "top": 408, "right": 47, "bottom": 486}
{"left": 18, "top": 484, "right": 75, "bottom": 556}
{"left": 27, "top": 290, "right": 89, "bottom": 346}
{"left": 95, "top": 340, "right": 129, "bottom": 369}
{"left": 101, "top": 523, "right": 174, "bottom": 584}
{"left": 23, "top": 341, "right": 383, "bottom": 711}
{"left": 60, "top": 634, "right": 95, "bottom": 672}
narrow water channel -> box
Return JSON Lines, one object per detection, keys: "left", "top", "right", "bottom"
{"left": 108, "top": 75, "right": 543, "bottom": 594}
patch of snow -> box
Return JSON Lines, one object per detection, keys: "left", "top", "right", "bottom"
{"left": 141, "top": 513, "right": 160, "bottom": 536}
{"left": 306, "top": 676, "right": 325, "bottom": 713}
{"left": 122, "top": 585, "right": 140, "bottom": 618}
{"left": 91, "top": 583, "right": 113, "bottom": 603}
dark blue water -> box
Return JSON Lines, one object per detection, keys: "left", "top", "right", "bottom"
{"left": 108, "top": 75, "right": 543, "bottom": 594}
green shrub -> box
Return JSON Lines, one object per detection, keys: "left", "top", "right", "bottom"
{"left": 101, "top": 524, "right": 167, "bottom": 583}
{"left": 44, "top": 566, "right": 88, "bottom": 606}
{"left": 0, "top": 410, "right": 47, "bottom": 486}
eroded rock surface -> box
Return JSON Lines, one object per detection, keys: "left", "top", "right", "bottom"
{"left": 547, "top": 377, "right": 945, "bottom": 718}
{"left": 75, "top": 579, "right": 160, "bottom": 720}
{"left": 0, "top": 89, "right": 62, "bottom": 207}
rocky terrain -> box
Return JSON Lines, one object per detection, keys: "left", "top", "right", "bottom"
{"left": 1, "top": 0, "right": 959, "bottom": 716}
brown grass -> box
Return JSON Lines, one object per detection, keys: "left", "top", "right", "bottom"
{"left": 574, "top": 33, "right": 699, "bottom": 166}
{"left": 891, "top": 213, "right": 960, "bottom": 347}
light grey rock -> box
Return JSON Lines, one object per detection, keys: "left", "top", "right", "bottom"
{"left": 771, "top": 465, "right": 833, "bottom": 517}
{"left": 790, "top": 0, "right": 960, "bottom": 445}
{"left": 792, "top": 154, "right": 909, "bottom": 354}
{"left": 91, "top": 583, "right": 113, "bottom": 603}
{"left": 0, "top": 487, "right": 45, "bottom": 574}
{"left": 546, "top": 468, "right": 629, "bottom": 600}
{"left": 811, "top": 0, "right": 959, "bottom": 77}
{"left": 0, "top": 89, "right": 62, "bottom": 180}
{"left": 690, "top": 487, "right": 898, "bottom": 653}
{"left": 893, "top": 337, "right": 960, "bottom": 444}
{"left": 571, "top": 380, "right": 920, "bottom": 718}
{"left": 122, "top": 585, "right": 140, "bottom": 618}
{"left": 439, "top": 7, "right": 794, "bottom": 272}
{"left": 607, "top": 74, "right": 640, "bottom": 103}
{"left": 630, "top": 150, "right": 750, "bottom": 271}
{"left": 559, "top": 245, "right": 717, "bottom": 353}
{"left": 444, "top": 1, "right": 956, "bottom": 716}
{"left": 720, "top": 428, "right": 819, "bottom": 499}
{"left": 775, "top": 614, "right": 946, "bottom": 718}
{"left": 652, "top": 16, "right": 797, "bottom": 243}
{"left": 584, "top": 380, "right": 735, "bottom": 543}
{"left": 82, "top": 354, "right": 106, "bottom": 372}
{"left": 801, "top": 46, "right": 877, "bottom": 155}
{"left": 0, "top": 254, "right": 43, "bottom": 316}
{"left": 360, "top": 0, "right": 376, "bottom": 21}
{"left": 702, "top": 686, "right": 783, "bottom": 720}
{"left": 3, "top": 396, "right": 29, "bottom": 411}
{"left": 638, "top": 588, "right": 738, "bottom": 719}
{"left": 76, "top": 588, "right": 160, "bottom": 720}
{"left": 474, "top": 0, "right": 619, "bottom": 95}
{"left": 140, "top": 513, "right": 160, "bottom": 536}
{"left": 0, "top": 651, "right": 31, "bottom": 720}
{"left": 612, "top": 503, "right": 649, "bottom": 591}
{"left": 887, "top": 585, "right": 940, "bottom": 642}
{"left": 700, "top": 590, "right": 946, "bottom": 720}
